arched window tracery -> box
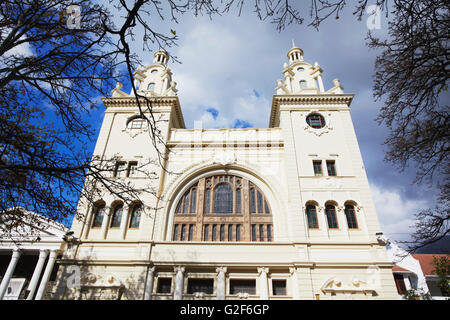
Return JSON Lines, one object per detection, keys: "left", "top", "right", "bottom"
{"left": 172, "top": 174, "right": 273, "bottom": 242}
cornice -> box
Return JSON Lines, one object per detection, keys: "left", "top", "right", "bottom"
{"left": 269, "top": 93, "right": 354, "bottom": 127}
{"left": 101, "top": 96, "right": 185, "bottom": 128}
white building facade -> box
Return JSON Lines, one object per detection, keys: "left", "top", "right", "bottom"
{"left": 0, "top": 208, "right": 68, "bottom": 300}
{"left": 52, "top": 45, "right": 399, "bottom": 300}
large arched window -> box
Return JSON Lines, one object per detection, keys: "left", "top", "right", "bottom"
{"left": 129, "top": 204, "right": 142, "bottom": 228}
{"left": 110, "top": 204, "right": 123, "bottom": 228}
{"left": 306, "top": 204, "right": 318, "bottom": 229}
{"left": 344, "top": 204, "right": 358, "bottom": 229}
{"left": 172, "top": 174, "right": 273, "bottom": 242}
{"left": 325, "top": 204, "right": 338, "bottom": 229}
{"left": 92, "top": 204, "right": 105, "bottom": 228}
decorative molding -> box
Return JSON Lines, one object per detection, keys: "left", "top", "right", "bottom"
{"left": 321, "top": 276, "right": 376, "bottom": 294}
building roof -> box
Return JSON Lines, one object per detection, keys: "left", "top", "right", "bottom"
{"left": 392, "top": 265, "right": 413, "bottom": 273}
{"left": 412, "top": 254, "right": 449, "bottom": 276}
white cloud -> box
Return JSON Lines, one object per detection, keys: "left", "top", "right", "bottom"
{"left": 370, "top": 183, "right": 430, "bottom": 241}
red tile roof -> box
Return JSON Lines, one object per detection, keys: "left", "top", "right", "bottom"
{"left": 392, "top": 265, "right": 413, "bottom": 273}
{"left": 412, "top": 254, "right": 449, "bottom": 276}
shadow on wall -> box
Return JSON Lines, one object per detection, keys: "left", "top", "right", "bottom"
{"left": 49, "top": 251, "right": 148, "bottom": 300}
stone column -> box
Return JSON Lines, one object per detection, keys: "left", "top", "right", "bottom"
{"left": 257, "top": 267, "right": 269, "bottom": 300}
{"left": 216, "top": 267, "right": 227, "bottom": 300}
{"left": 100, "top": 208, "right": 110, "bottom": 239}
{"left": 35, "top": 250, "right": 57, "bottom": 300}
{"left": 0, "top": 249, "right": 21, "bottom": 300}
{"left": 317, "top": 74, "right": 325, "bottom": 92}
{"left": 120, "top": 205, "right": 129, "bottom": 240}
{"left": 173, "top": 266, "right": 185, "bottom": 300}
{"left": 143, "top": 266, "right": 156, "bottom": 300}
{"left": 26, "top": 250, "right": 49, "bottom": 300}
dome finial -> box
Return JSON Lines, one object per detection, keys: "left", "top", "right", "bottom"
{"left": 292, "top": 39, "right": 296, "bottom": 48}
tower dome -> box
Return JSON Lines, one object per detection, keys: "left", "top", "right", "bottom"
{"left": 153, "top": 50, "right": 169, "bottom": 66}
{"left": 287, "top": 40, "right": 303, "bottom": 65}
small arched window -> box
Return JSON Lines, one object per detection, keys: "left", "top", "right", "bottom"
{"left": 128, "top": 117, "right": 145, "bottom": 129}
{"left": 299, "top": 80, "right": 307, "bottom": 88}
{"left": 92, "top": 205, "right": 105, "bottom": 228}
{"left": 297, "top": 67, "right": 304, "bottom": 72}
{"left": 110, "top": 205, "right": 123, "bottom": 228}
{"left": 345, "top": 204, "right": 358, "bottom": 229}
{"left": 325, "top": 205, "right": 338, "bottom": 229}
{"left": 129, "top": 204, "right": 142, "bottom": 228}
{"left": 147, "top": 82, "right": 156, "bottom": 91}
{"left": 306, "top": 204, "right": 318, "bottom": 229}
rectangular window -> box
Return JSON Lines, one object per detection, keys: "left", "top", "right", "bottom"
{"left": 251, "top": 224, "right": 256, "bottom": 241}
{"left": 393, "top": 274, "right": 407, "bottom": 295}
{"left": 204, "top": 224, "right": 209, "bottom": 241}
{"left": 205, "top": 189, "right": 211, "bottom": 214}
{"left": 173, "top": 225, "right": 179, "bottom": 241}
{"left": 272, "top": 280, "right": 287, "bottom": 296}
{"left": 190, "top": 189, "right": 197, "bottom": 213}
{"left": 250, "top": 188, "right": 256, "bottom": 213}
{"left": 127, "top": 161, "right": 138, "bottom": 177}
{"left": 236, "top": 189, "right": 241, "bottom": 213}
{"left": 188, "top": 224, "right": 194, "bottom": 241}
{"left": 236, "top": 225, "right": 241, "bottom": 242}
{"left": 212, "top": 225, "right": 217, "bottom": 241}
{"left": 230, "top": 279, "right": 256, "bottom": 295}
{"left": 326, "top": 160, "right": 337, "bottom": 176}
{"left": 180, "top": 224, "right": 186, "bottom": 241}
{"left": 259, "top": 224, "right": 264, "bottom": 241}
{"left": 114, "top": 161, "right": 127, "bottom": 177}
{"left": 228, "top": 225, "right": 233, "bottom": 241}
{"left": 313, "top": 161, "right": 323, "bottom": 176}
{"left": 267, "top": 225, "right": 272, "bottom": 242}
{"left": 157, "top": 278, "right": 172, "bottom": 294}
{"left": 220, "top": 224, "right": 225, "bottom": 241}
{"left": 187, "top": 279, "right": 214, "bottom": 294}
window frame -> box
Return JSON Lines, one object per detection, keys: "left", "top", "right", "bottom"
{"left": 344, "top": 204, "right": 358, "bottom": 229}
{"left": 306, "top": 204, "right": 319, "bottom": 229}
{"left": 325, "top": 204, "right": 339, "bottom": 229}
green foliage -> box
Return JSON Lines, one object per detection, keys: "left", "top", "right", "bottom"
{"left": 432, "top": 256, "right": 450, "bottom": 296}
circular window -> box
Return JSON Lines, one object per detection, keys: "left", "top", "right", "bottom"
{"left": 306, "top": 113, "right": 326, "bottom": 129}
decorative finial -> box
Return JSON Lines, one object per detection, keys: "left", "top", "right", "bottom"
{"left": 292, "top": 39, "right": 296, "bottom": 48}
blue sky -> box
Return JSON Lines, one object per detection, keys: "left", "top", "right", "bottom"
{"left": 97, "top": 2, "right": 437, "bottom": 243}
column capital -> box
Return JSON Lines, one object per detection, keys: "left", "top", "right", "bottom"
{"left": 289, "top": 267, "right": 297, "bottom": 275}
{"left": 148, "top": 266, "right": 156, "bottom": 274}
{"left": 216, "top": 267, "right": 227, "bottom": 274}
{"left": 174, "top": 266, "right": 185, "bottom": 274}
{"left": 11, "top": 248, "right": 22, "bottom": 257}
{"left": 257, "top": 267, "right": 269, "bottom": 275}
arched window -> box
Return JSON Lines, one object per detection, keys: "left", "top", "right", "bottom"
{"left": 325, "top": 205, "right": 338, "bottom": 229}
{"left": 128, "top": 117, "right": 145, "bottom": 129}
{"left": 147, "top": 82, "right": 156, "bottom": 91}
{"left": 173, "top": 174, "right": 273, "bottom": 242}
{"left": 129, "top": 204, "right": 142, "bottom": 228}
{"left": 299, "top": 80, "right": 307, "bottom": 88}
{"left": 345, "top": 204, "right": 358, "bottom": 229}
{"left": 92, "top": 205, "right": 105, "bottom": 228}
{"left": 306, "top": 204, "right": 318, "bottom": 229}
{"left": 110, "top": 204, "right": 123, "bottom": 228}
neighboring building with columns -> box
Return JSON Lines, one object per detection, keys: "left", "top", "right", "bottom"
{"left": 51, "top": 43, "right": 399, "bottom": 300}
{"left": 0, "top": 208, "right": 67, "bottom": 300}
